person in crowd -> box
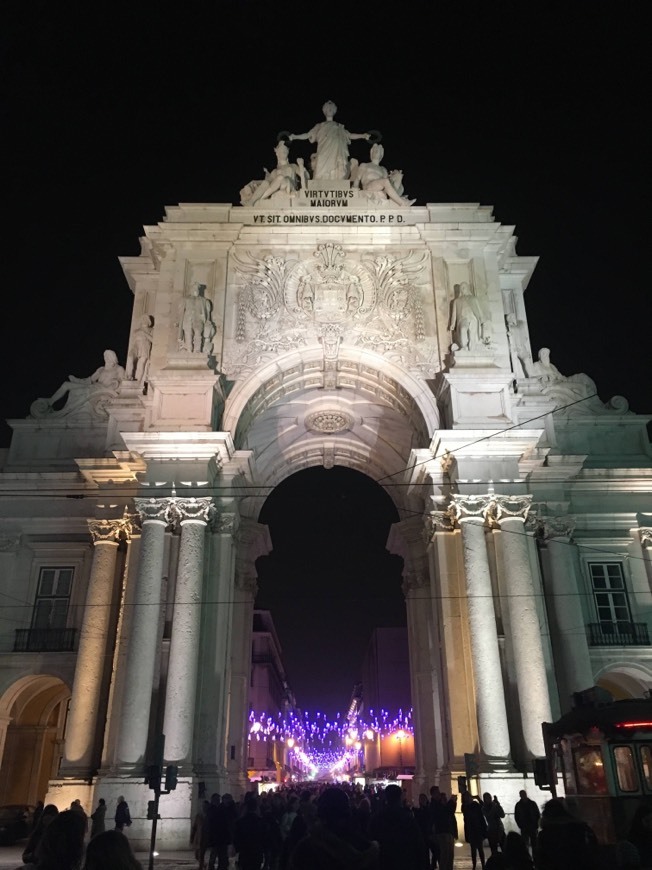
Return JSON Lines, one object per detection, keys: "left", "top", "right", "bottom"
{"left": 233, "top": 794, "right": 268, "bottom": 870}
{"left": 190, "top": 800, "right": 209, "bottom": 867}
{"left": 462, "top": 791, "right": 488, "bottom": 870}
{"left": 289, "top": 786, "right": 378, "bottom": 870}
{"left": 261, "top": 793, "right": 282, "bottom": 870}
{"left": 70, "top": 800, "right": 88, "bottom": 834}
{"left": 514, "top": 791, "right": 540, "bottom": 852}
{"left": 534, "top": 797, "right": 603, "bottom": 870}
{"left": 369, "top": 783, "right": 428, "bottom": 870}
{"left": 431, "top": 791, "right": 458, "bottom": 870}
{"left": 482, "top": 793, "right": 506, "bottom": 855}
{"left": 286, "top": 790, "right": 318, "bottom": 856}
{"left": 89, "top": 798, "right": 106, "bottom": 839}
{"left": 23, "top": 809, "right": 86, "bottom": 870}
{"left": 486, "top": 831, "right": 533, "bottom": 870}
{"left": 83, "top": 829, "right": 143, "bottom": 870}
{"left": 32, "top": 802, "right": 44, "bottom": 831}
{"left": 21, "top": 804, "right": 59, "bottom": 865}
{"left": 628, "top": 801, "right": 652, "bottom": 869}
{"left": 202, "top": 792, "right": 232, "bottom": 870}
{"left": 114, "top": 796, "right": 132, "bottom": 832}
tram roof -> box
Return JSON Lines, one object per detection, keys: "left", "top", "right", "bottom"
{"left": 544, "top": 699, "right": 652, "bottom": 740}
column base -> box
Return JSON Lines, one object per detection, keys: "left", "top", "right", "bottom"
{"left": 93, "top": 774, "right": 197, "bottom": 851}
{"left": 482, "top": 754, "right": 514, "bottom": 773}
{"left": 45, "top": 777, "right": 98, "bottom": 814}
{"left": 475, "top": 771, "right": 561, "bottom": 833}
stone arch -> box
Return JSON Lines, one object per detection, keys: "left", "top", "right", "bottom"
{"left": 0, "top": 674, "right": 70, "bottom": 806}
{"left": 223, "top": 347, "right": 438, "bottom": 519}
{"left": 594, "top": 662, "right": 652, "bottom": 699}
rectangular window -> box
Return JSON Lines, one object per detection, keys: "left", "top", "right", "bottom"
{"left": 640, "top": 745, "right": 652, "bottom": 790}
{"left": 613, "top": 745, "right": 638, "bottom": 793}
{"left": 588, "top": 563, "right": 632, "bottom": 629}
{"left": 31, "top": 567, "right": 74, "bottom": 630}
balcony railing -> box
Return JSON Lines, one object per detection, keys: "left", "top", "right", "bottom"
{"left": 587, "top": 622, "right": 650, "bottom": 647}
{"left": 14, "top": 628, "right": 78, "bottom": 652}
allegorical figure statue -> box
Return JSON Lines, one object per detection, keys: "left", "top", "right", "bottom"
{"left": 351, "top": 144, "right": 415, "bottom": 206}
{"left": 245, "top": 141, "right": 301, "bottom": 205}
{"left": 178, "top": 283, "right": 214, "bottom": 353}
{"left": 529, "top": 347, "right": 597, "bottom": 397}
{"left": 126, "top": 314, "right": 153, "bottom": 383}
{"left": 30, "top": 349, "right": 125, "bottom": 418}
{"left": 449, "top": 282, "right": 490, "bottom": 350}
{"left": 289, "top": 100, "right": 370, "bottom": 180}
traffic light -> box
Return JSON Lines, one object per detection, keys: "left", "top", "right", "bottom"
{"left": 464, "top": 752, "right": 480, "bottom": 778}
{"left": 533, "top": 757, "right": 550, "bottom": 787}
{"left": 457, "top": 775, "right": 468, "bottom": 794}
{"left": 145, "top": 765, "right": 161, "bottom": 791}
{"left": 147, "top": 800, "right": 158, "bottom": 820}
{"left": 165, "top": 764, "right": 178, "bottom": 791}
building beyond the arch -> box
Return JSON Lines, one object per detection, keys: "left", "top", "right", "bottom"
{"left": 0, "top": 110, "right": 650, "bottom": 849}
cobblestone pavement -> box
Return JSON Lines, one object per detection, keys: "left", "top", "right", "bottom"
{"left": 0, "top": 844, "right": 478, "bottom": 868}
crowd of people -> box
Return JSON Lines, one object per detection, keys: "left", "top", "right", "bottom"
{"left": 14, "top": 796, "right": 139, "bottom": 870}
{"left": 12, "top": 784, "right": 652, "bottom": 869}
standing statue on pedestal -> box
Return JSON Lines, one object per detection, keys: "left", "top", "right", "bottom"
{"left": 178, "top": 283, "right": 214, "bottom": 353}
{"left": 351, "top": 144, "right": 415, "bottom": 206}
{"left": 449, "top": 282, "right": 490, "bottom": 351}
{"left": 30, "top": 349, "right": 125, "bottom": 418}
{"left": 289, "top": 101, "right": 370, "bottom": 180}
{"left": 126, "top": 314, "right": 153, "bottom": 383}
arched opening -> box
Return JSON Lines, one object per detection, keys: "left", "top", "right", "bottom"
{"left": 596, "top": 665, "right": 652, "bottom": 700}
{"left": 252, "top": 465, "right": 415, "bottom": 780}
{"left": 0, "top": 676, "right": 70, "bottom": 806}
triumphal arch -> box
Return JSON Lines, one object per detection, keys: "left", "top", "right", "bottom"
{"left": 1, "top": 103, "right": 650, "bottom": 849}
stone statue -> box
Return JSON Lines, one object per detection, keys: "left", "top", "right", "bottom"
{"left": 529, "top": 347, "right": 597, "bottom": 396}
{"left": 245, "top": 141, "right": 301, "bottom": 205}
{"left": 351, "top": 144, "right": 415, "bottom": 206}
{"left": 505, "top": 313, "right": 527, "bottom": 378}
{"left": 528, "top": 347, "right": 629, "bottom": 415}
{"left": 126, "top": 314, "right": 153, "bottom": 383}
{"left": 449, "top": 282, "right": 490, "bottom": 350}
{"left": 289, "top": 100, "right": 370, "bottom": 180}
{"left": 178, "top": 283, "right": 214, "bottom": 353}
{"left": 30, "top": 349, "right": 125, "bottom": 418}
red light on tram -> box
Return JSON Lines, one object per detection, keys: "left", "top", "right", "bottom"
{"left": 614, "top": 721, "right": 652, "bottom": 729}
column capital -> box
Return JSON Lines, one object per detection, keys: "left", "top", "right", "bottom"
{"left": 210, "top": 511, "right": 239, "bottom": 535}
{"left": 537, "top": 515, "right": 576, "bottom": 541}
{"left": 425, "top": 511, "right": 455, "bottom": 541}
{"left": 169, "top": 496, "right": 215, "bottom": 525}
{"left": 450, "top": 492, "right": 533, "bottom": 527}
{"left": 134, "top": 496, "right": 177, "bottom": 524}
{"left": 87, "top": 517, "right": 135, "bottom": 544}
{"left": 639, "top": 527, "right": 652, "bottom": 548}
{"left": 402, "top": 571, "right": 429, "bottom": 596}
{"left": 235, "top": 571, "right": 258, "bottom": 598}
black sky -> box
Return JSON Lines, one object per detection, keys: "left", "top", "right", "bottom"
{"left": 3, "top": 3, "right": 650, "bottom": 716}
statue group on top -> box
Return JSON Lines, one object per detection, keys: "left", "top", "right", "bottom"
{"left": 240, "top": 101, "right": 415, "bottom": 207}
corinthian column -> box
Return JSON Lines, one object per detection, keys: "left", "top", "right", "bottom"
{"left": 116, "top": 498, "right": 173, "bottom": 768}
{"left": 63, "top": 517, "right": 133, "bottom": 776}
{"left": 495, "top": 497, "right": 551, "bottom": 757}
{"left": 163, "top": 497, "right": 214, "bottom": 766}
{"left": 450, "top": 495, "right": 511, "bottom": 766}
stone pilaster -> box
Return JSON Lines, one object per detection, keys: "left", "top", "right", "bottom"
{"left": 162, "top": 498, "right": 214, "bottom": 766}
{"left": 539, "top": 518, "right": 594, "bottom": 707}
{"left": 62, "top": 516, "right": 133, "bottom": 776}
{"left": 450, "top": 494, "right": 511, "bottom": 767}
{"left": 116, "top": 497, "right": 175, "bottom": 769}
{"left": 494, "top": 496, "right": 551, "bottom": 757}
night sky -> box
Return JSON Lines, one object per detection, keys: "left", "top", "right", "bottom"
{"left": 3, "top": 4, "right": 649, "bottom": 716}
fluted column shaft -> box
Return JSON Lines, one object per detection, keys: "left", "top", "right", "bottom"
{"left": 163, "top": 498, "right": 213, "bottom": 765}
{"left": 116, "top": 499, "right": 171, "bottom": 767}
{"left": 63, "top": 518, "right": 132, "bottom": 774}
{"left": 499, "top": 515, "right": 551, "bottom": 756}
{"left": 457, "top": 516, "right": 511, "bottom": 763}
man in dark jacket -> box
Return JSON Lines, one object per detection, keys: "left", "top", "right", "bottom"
{"left": 369, "top": 784, "right": 429, "bottom": 870}
{"left": 514, "top": 790, "right": 540, "bottom": 852}
{"left": 234, "top": 794, "right": 268, "bottom": 870}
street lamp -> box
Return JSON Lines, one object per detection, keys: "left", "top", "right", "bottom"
{"left": 395, "top": 729, "right": 406, "bottom": 772}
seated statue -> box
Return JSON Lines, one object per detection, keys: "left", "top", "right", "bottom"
{"left": 351, "top": 144, "right": 415, "bottom": 206}
{"left": 30, "top": 349, "right": 125, "bottom": 418}
{"left": 241, "top": 141, "right": 301, "bottom": 205}
{"left": 528, "top": 347, "right": 629, "bottom": 414}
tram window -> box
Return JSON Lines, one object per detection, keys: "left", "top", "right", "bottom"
{"left": 640, "top": 745, "right": 652, "bottom": 790}
{"left": 613, "top": 746, "right": 638, "bottom": 792}
{"left": 573, "top": 745, "right": 608, "bottom": 795}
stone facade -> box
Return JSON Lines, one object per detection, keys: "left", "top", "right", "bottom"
{"left": 0, "top": 115, "right": 651, "bottom": 847}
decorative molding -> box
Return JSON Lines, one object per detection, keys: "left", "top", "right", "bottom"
{"left": 536, "top": 516, "right": 576, "bottom": 541}
{"left": 0, "top": 534, "right": 21, "bottom": 553}
{"left": 402, "top": 570, "right": 429, "bottom": 596}
{"left": 424, "top": 511, "right": 455, "bottom": 541}
{"left": 234, "top": 571, "right": 258, "bottom": 597}
{"left": 170, "top": 497, "right": 215, "bottom": 525}
{"left": 87, "top": 518, "right": 135, "bottom": 544}
{"left": 640, "top": 528, "right": 652, "bottom": 548}
{"left": 134, "top": 497, "right": 177, "bottom": 524}
{"left": 211, "top": 512, "right": 238, "bottom": 534}
{"left": 449, "top": 492, "right": 534, "bottom": 528}
{"left": 305, "top": 410, "right": 353, "bottom": 434}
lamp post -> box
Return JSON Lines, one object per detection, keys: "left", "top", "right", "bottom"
{"left": 395, "top": 729, "right": 406, "bottom": 773}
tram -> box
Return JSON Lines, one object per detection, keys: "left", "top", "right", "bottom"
{"left": 542, "top": 696, "right": 652, "bottom": 843}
